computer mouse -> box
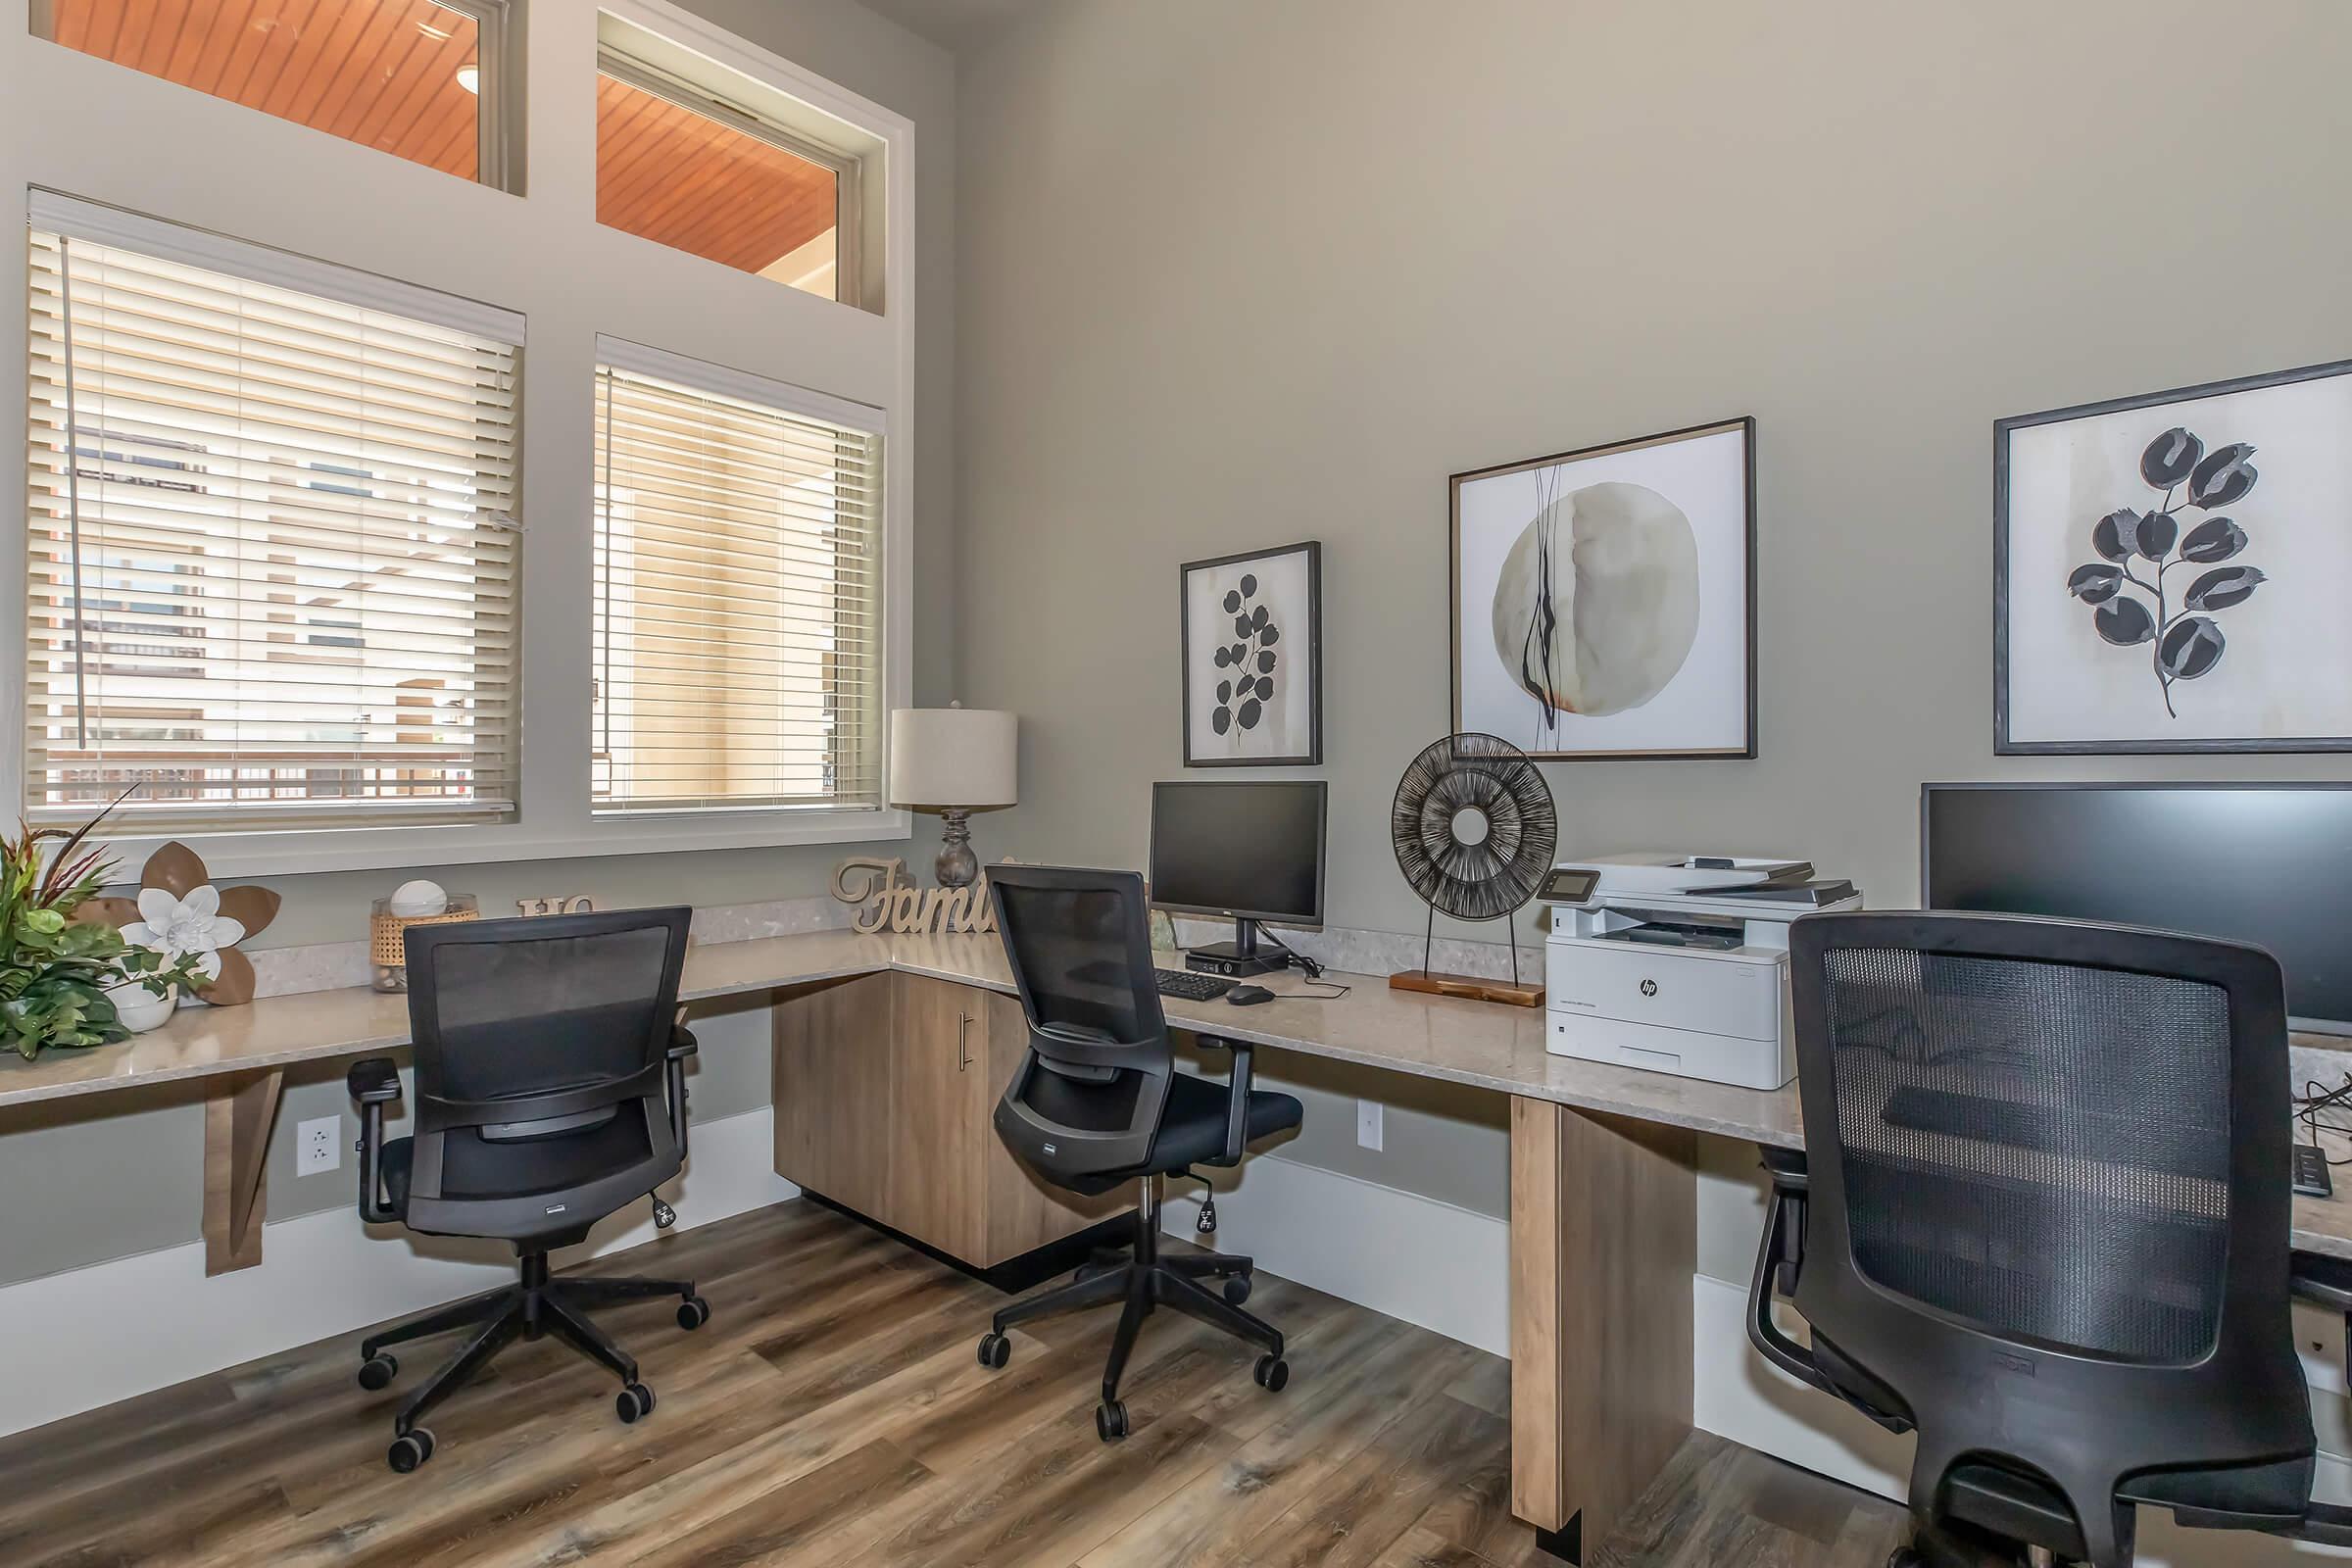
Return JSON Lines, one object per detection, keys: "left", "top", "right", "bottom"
{"left": 1226, "top": 985, "right": 1275, "bottom": 1006}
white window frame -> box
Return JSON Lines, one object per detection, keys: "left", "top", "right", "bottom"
{"left": 3, "top": 0, "right": 915, "bottom": 877}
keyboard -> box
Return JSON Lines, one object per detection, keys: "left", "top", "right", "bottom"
{"left": 1154, "top": 966, "right": 1235, "bottom": 1002}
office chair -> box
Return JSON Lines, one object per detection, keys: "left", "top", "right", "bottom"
{"left": 345, "top": 907, "right": 711, "bottom": 1474}
{"left": 974, "top": 864, "right": 1303, "bottom": 1441}
{"left": 1748, "top": 910, "right": 2352, "bottom": 1568}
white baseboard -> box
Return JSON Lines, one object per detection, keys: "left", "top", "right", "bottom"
{"left": 1159, "top": 1152, "right": 1509, "bottom": 1357}
{"left": 1692, "top": 1274, "right": 2352, "bottom": 1565}
{"left": 0, "top": 1108, "right": 798, "bottom": 1441}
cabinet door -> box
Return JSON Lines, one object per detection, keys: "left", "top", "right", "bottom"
{"left": 883, "top": 973, "right": 992, "bottom": 1259}
{"left": 771, "top": 972, "right": 899, "bottom": 1220}
{"left": 980, "top": 988, "right": 1131, "bottom": 1264}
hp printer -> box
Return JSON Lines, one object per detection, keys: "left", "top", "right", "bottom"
{"left": 1537, "top": 855, "right": 1861, "bottom": 1091}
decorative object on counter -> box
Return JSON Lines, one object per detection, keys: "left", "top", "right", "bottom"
{"left": 1179, "top": 540, "right": 1322, "bottom": 766}
{"left": 831, "top": 856, "right": 1001, "bottom": 935}
{"left": 0, "top": 808, "right": 195, "bottom": 1057}
{"left": 515, "top": 895, "right": 595, "bottom": 917}
{"left": 368, "top": 880, "right": 479, "bottom": 992}
{"left": 888, "top": 705, "right": 1019, "bottom": 889}
{"left": 82, "top": 840, "right": 279, "bottom": 1007}
{"left": 1997, "top": 358, "right": 2352, "bottom": 754}
{"left": 1388, "top": 732, "right": 1556, "bottom": 1006}
{"left": 1453, "top": 419, "right": 1754, "bottom": 760}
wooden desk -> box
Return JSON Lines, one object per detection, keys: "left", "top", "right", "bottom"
{"left": 5, "top": 927, "right": 2346, "bottom": 1564}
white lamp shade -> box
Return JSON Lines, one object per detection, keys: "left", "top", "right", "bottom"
{"left": 889, "top": 709, "right": 1018, "bottom": 808}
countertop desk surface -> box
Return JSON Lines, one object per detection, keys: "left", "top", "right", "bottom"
{"left": 1, "top": 925, "right": 2345, "bottom": 1258}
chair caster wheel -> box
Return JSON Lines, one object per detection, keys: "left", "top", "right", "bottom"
{"left": 1253, "top": 1354, "right": 1289, "bottom": 1392}
{"left": 1886, "top": 1551, "right": 1925, "bottom": 1568}
{"left": 615, "top": 1382, "right": 656, "bottom": 1423}
{"left": 977, "top": 1332, "right": 1011, "bottom": 1370}
{"left": 357, "top": 1353, "right": 398, "bottom": 1391}
{"left": 387, "top": 1429, "right": 435, "bottom": 1472}
{"left": 1222, "top": 1274, "right": 1252, "bottom": 1305}
{"left": 676, "top": 1296, "right": 710, "bottom": 1331}
{"left": 1096, "top": 1399, "right": 1129, "bottom": 1442}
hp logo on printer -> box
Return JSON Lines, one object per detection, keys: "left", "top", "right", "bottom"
{"left": 1640, "top": 978, "right": 1658, "bottom": 998}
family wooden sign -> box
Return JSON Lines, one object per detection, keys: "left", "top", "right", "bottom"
{"left": 831, "top": 857, "right": 1001, "bottom": 936}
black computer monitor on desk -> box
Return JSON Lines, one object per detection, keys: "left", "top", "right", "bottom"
{"left": 1149, "top": 780, "right": 1327, "bottom": 977}
{"left": 1922, "top": 781, "right": 2352, "bottom": 1035}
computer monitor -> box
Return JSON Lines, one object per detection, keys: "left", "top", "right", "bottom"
{"left": 1149, "top": 780, "right": 1327, "bottom": 976}
{"left": 1922, "top": 782, "right": 2352, "bottom": 1035}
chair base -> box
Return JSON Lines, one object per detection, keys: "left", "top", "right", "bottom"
{"left": 356, "top": 1250, "right": 704, "bottom": 1470}
{"left": 976, "top": 1178, "right": 1288, "bottom": 1439}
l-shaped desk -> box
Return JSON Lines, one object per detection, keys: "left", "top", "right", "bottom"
{"left": 5, "top": 925, "right": 2348, "bottom": 1562}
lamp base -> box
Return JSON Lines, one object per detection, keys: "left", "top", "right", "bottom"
{"left": 936, "top": 807, "right": 979, "bottom": 888}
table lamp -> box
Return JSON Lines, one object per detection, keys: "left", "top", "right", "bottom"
{"left": 889, "top": 706, "right": 1018, "bottom": 888}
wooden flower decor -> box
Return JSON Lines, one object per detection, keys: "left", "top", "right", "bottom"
{"left": 83, "top": 842, "right": 279, "bottom": 1006}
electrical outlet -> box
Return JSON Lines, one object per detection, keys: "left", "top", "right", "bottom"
{"left": 297, "top": 1115, "right": 342, "bottom": 1177}
{"left": 1356, "top": 1098, "right": 1384, "bottom": 1152}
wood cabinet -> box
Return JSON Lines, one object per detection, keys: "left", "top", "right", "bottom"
{"left": 771, "top": 972, "right": 1124, "bottom": 1269}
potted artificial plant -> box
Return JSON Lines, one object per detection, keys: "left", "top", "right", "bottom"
{"left": 0, "top": 811, "right": 201, "bottom": 1059}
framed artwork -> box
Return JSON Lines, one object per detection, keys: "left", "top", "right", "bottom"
{"left": 1179, "top": 540, "right": 1322, "bottom": 766}
{"left": 1451, "top": 417, "right": 1755, "bottom": 760}
{"left": 1996, "top": 359, "right": 2352, "bottom": 754}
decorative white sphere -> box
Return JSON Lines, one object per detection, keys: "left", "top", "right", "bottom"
{"left": 388, "top": 879, "right": 449, "bottom": 918}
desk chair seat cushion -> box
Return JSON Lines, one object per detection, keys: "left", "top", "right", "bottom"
{"left": 378, "top": 1108, "right": 655, "bottom": 1216}
{"left": 1146, "top": 1071, "right": 1301, "bottom": 1172}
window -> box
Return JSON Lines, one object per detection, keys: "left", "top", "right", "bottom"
{"left": 592, "top": 342, "right": 883, "bottom": 816}
{"left": 596, "top": 16, "right": 879, "bottom": 307}
{"left": 31, "top": 0, "right": 511, "bottom": 188}
{"left": 24, "top": 193, "right": 522, "bottom": 831}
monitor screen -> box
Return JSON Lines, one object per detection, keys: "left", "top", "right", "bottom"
{"left": 1922, "top": 783, "right": 2352, "bottom": 1032}
{"left": 1149, "top": 780, "right": 1327, "bottom": 925}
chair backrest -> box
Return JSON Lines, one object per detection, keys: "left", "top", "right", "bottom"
{"left": 401, "top": 906, "right": 692, "bottom": 1237}
{"left": 986, "top": 864, "right": 1174, "bottom": 1186}
{"left": 1787, "top": 910, "right": 2309, "bottom": 1561}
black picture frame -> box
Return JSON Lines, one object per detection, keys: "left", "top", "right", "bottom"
{"left": 1178, "top": 540, "right": 1323, "bottom": 767}
{"left": 1448, "top": 416, "right": 1757, "bottom": 760}
{"left": 1994, "top": 358, "right": 2352, "bottom": 755}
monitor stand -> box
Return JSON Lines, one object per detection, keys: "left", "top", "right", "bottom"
{"left": 1183, "top": 917, "right": 1288, "bottom": 978}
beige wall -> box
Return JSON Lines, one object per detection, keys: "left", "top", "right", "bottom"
{"left": 954, "top": 0, "right": 2352, "bottom": 1212}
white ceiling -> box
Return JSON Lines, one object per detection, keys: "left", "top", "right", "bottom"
{"left": 858, "top": 0, "right": 1041, "bottom": 55}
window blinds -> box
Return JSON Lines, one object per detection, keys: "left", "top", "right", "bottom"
{"left": 24, "top": 197, "right": 522, "bottom": 830}
{"left": 591, "top": 347, "right": 884, "bottom": 815}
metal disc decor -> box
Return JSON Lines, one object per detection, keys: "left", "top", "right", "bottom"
{"left": 1389, "top": 733, "right": 1556, "bottom": 1005}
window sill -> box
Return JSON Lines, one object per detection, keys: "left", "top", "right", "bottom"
{"left": 85, "top": 808, "right": 912, "bottom": 881}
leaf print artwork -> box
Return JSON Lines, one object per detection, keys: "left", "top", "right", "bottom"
{"left": 2066, "top": 425, "right": 2268, "bottom": 717}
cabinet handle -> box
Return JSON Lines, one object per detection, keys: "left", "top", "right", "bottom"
{"left": 957, "top": 1012, "right": 972, "bottom": 1070}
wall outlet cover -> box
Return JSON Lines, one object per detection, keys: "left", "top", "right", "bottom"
{"left": 297, "top": 1115, "right": 342, "bottom": 1177}
{"left": 1356, "top": 1099, "right": 1384, "bottom": 1152}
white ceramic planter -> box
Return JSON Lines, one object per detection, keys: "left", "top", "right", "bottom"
{"left": 105, "top": 980, "right": 177, "bottom": 1034}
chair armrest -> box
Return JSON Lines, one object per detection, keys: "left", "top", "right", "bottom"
{"left": 1195, "top": 1036, "right": 1255, "bottom": 1167}
{"left": 348, "top": 1055, "right": 401, "bottom": 1103}
{"left": 664, "top": 1025, "right": 697, "bottom": 1155}
{"left": 1745, "top": 1165, "right": 1837, "bottom": 1397}
{"left": 346, "top": 1056, "right": 401, "bottom": 1225}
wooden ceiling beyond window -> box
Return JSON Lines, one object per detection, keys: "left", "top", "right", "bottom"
{"left": 595, "top": 74, "right": 840, "bottom": 278}
{"left": 49, "top": 0, "right": 484, "bottom": 179}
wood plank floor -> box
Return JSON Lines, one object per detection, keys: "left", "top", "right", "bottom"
{"left": 0, "top": 1200, "right": 1910, "bottom": 1567}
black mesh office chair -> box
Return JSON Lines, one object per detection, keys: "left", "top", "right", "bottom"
{"left": 1749, "top": 910, "right": 2352, "bottom": 1567}
{"left": 345, "top": 907, "right": 711, "bottom": 1474}
{"left": 973, "top": 864, "right": 1303, "bottom": 1441}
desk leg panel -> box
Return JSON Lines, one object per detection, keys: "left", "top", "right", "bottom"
{"left": 1509, "top": 1096, "right": 1696, "bottom": 1559}
{"left": 203, "top": 1068, "right": 285, "bottom": 1276}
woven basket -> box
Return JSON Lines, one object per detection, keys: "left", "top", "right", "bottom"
{"left": 370, "top": 895, "right": 479, "bottom": 990}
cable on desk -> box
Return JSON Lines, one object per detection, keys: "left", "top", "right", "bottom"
{"left": 2297, "top": 1072, "right": 2352, "bottom": 1164}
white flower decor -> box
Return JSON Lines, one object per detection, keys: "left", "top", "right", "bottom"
{"left": 121, "top": 884, "right": 247, "bottom": 985}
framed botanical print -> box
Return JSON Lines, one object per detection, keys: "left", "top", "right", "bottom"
{"left": 1179, "top": 541, "right": 1322, "bottom": 766}
{"left": 1997, "top": 359, "right": 2352, "bottom": 754}
{"left": 1451, "top": 417, "right": 1755, "bottom": 760}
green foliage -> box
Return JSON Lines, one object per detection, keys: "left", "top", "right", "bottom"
{"left": 0, "top": 808, "right": 162, "bottom": 1060}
